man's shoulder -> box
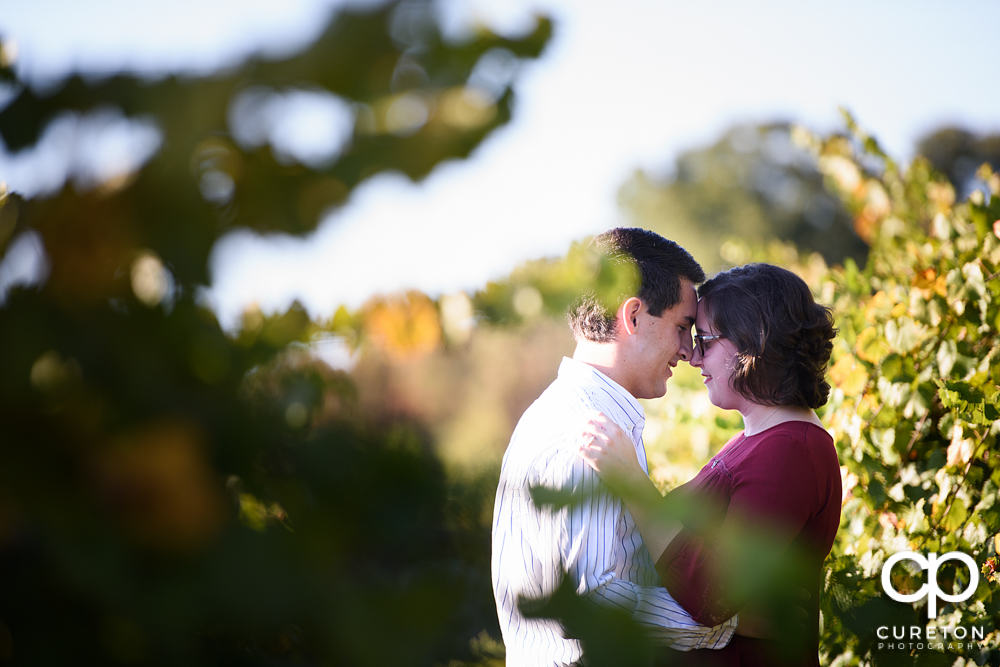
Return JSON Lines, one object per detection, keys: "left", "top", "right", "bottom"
{"left": 501, "top": 377, "right": 603, "bottom": 468}
{"left": 515, "top": 376, "right": 604, "bottom": 435}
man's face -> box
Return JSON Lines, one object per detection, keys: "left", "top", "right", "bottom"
{"left": 625, "top": 280, "right": 697, "bottom": 399}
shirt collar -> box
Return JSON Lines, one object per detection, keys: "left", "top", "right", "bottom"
{"left": 557, "top": 357, "right": 645, "bottom": 431}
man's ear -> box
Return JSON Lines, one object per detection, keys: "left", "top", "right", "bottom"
{"left": 621, "top": 297, "right": 643, "bottom": 336}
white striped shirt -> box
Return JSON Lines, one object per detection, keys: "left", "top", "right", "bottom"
{"left": 491, "top": 357, "right": 736, "bottom": 666}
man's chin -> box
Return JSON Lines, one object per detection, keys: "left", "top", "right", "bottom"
{"left": 646, "top": 385, "right": 668, "bottom": 400}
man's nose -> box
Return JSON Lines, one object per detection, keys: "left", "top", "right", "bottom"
{"left": 678, "top": 335, "right": 693, "bottom": 362}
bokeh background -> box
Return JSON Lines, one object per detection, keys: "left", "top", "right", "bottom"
{"left": 1, "top": 1, "right": 999, "bottom": 665}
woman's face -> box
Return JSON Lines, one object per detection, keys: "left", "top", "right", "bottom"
{"left": 690, "top": 302, "right": 748, "bottom": 412}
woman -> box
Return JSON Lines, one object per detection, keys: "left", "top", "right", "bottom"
{"left": 578, "top": 263, "right": 841, "bottom": 666}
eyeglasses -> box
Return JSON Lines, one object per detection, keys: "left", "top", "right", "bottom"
{"left": 693, "top": 334, "right": 723, "bottom": 357}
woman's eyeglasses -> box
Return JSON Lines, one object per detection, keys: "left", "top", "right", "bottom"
{"left": 694, "top": 334, "right": 723, "bottom": 357}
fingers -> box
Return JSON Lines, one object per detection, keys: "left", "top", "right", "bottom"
{"left": 584, "top": 410, "right": 613, "bottom": 431}
{"left": 579, "top": 411, "right": 621, "bottom": 457}
{"left": 584, "top": 412, "right": 631, "bottom": 445}
{"left": 576, "top": 442, "right": 600, "bottom": 472}
{"left": 583, "top": 418, "right": 614, "bottom": 438}
{"left": 578, "top": 431, "right": 608, "bottom": 453}
{"left": 580, "top": 419, "right": 611, "bottom": 442}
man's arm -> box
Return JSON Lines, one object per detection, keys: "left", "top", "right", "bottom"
{"left": 578, "top": 411, "right": 683, "bottom": 562}
{"left": 533, "top": 448, "right": 736, "bottom": 650}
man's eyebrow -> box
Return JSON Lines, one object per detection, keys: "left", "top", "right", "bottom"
{"left": 684, "top": 316, "right": 696, "bottom": 327}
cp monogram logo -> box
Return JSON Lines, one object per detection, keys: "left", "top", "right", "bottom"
{"left": 881, "top": 551, "right": 979, "bottom": 618}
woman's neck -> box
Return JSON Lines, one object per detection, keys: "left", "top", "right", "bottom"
{"left": 741, "top": 404, "right": 821, "bottom": 437}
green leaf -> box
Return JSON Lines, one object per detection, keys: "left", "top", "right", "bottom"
{"left": 936, "top": 379, "right": 999, "bottom": 424}
{"left": 941, "top": 500, "right": 968, "bottom": 532}
{"left": 937, "top": 339, "right": 958, "bottom": 378}
{"left": 884, "top": 317, "right": 924, "bottom": 354}
{"left": 901, "top": 499, "right": 928, "bottom": 534}
{"left": 880, "top": 354, "right": 903, "bottom": 381}
{"left": 868, "top": 478, "right": 887, "bottom": 508}
{"left": 963, "top": 261, "right": 987, "bottom": 298}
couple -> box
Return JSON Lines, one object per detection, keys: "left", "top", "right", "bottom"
{"left": 491, "top": 228, "right": 841, "bottom": 666}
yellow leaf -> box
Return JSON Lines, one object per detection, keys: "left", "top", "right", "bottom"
{"left": 855, "top": 327, "right": 887, "bottom": 364}
{"left": 864, "top": 291, "right": 891, "bottom": 323}
{"left": 830, "top": 354, "right": 867, "bottom": 396}
{"left": 364, "top": 291, "right": 443, "bottom": 362}
{"left": 913, "top": 268, "right": 936, "bottom": 290}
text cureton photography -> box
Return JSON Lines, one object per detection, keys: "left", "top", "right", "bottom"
{"left": 876, "top": 624, "right": 984, "bottom": 652}
{"left": 874, "top": 549, "right": 986, "bottom": 654}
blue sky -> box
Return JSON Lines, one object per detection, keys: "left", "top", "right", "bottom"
{"left": 2, "top": 0, "right": 999, "bottom": 328}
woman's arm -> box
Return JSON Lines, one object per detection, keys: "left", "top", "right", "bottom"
{"left": 578, "top": 412, "right": 810, "bottom": 639}
{"left": 658, "top": 428, "right": 834, "bottom": 628}
{"left": 577, "top": 412, "right": 682, "bottom": 563}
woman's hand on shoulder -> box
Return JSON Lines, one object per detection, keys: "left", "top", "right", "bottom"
{"left": 577, "top": 411, "right": 646, "bottom": 496}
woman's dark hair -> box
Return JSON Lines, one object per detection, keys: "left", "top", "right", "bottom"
{"left": 698, "top": 263, "right": 836, "bottom": 409}
{"left": 568, "top": 228, "right": 705, "bottom": 342}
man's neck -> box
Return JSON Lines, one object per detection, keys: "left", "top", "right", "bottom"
{"left": 572, "top": 339, "right": 632, "bottom": 396}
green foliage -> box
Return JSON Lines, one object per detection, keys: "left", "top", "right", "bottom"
{"left": 618, "top": 122, "right": 869, "bottom": 272}
{"left": 793, "top": 112, "right": 1000, "bottom": 665}
{"left": 0, "top": 3, "right": 550, "bottom": 664}
{"left": 472, "top": 239, "right": 640, "bottom": 327}
{"left": 917, "top": 127, "right": 1000, "bottom": 199}
{"left": 521, "top": 576, "right": 653, "bottom": 667}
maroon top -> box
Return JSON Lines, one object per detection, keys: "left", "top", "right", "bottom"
{"left": 655, "top": 421, "right": 842, "bottom": 667}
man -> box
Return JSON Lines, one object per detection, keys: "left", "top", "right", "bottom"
{"left": 491, "top": 228, "right": 737, "bottom": 666}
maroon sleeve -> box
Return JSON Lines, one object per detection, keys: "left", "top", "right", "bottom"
{"left": 656, "top": 428, "right": 831, "bottom": 626}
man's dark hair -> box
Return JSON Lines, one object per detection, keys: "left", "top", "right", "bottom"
{"left": 698, "top": 263, "right": 836, "bottom": 409}
{"left": 568, "top": 228, "right": 705, "bottom": 343}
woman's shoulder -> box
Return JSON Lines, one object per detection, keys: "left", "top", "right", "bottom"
{"left": 746, "top": 421, "right": 838, "bottom": 473}
{"left": 766, "top": 420, "right": 832, "bottom": 442}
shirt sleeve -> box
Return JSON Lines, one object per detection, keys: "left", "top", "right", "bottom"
{"left": 656, "top": 431, "right": 826, "bottom": 627}
{"left": 533, "top": 446, "right": 737, "bottom": 650}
